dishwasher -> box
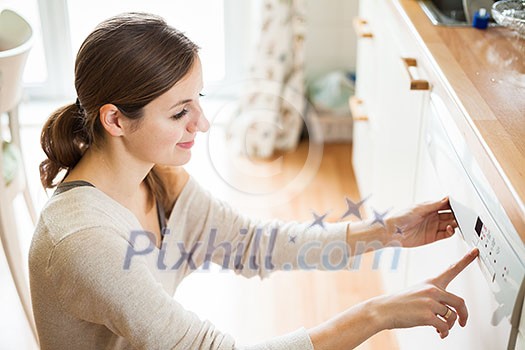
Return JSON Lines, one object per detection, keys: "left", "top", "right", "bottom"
{"left": 424, "top": 92, "right": 525, "bottom": 349}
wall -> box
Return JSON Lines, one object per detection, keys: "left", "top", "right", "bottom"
{"left": 305, "top": 0, "right": 358, "bottom": 81}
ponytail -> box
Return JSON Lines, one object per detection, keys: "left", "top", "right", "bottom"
{"left": 39, "top": 103, "right": 91, "bottom": 188}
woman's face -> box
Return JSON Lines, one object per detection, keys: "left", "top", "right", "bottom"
{"left": 122, "top": 56, "right": 209, "bottom": 167}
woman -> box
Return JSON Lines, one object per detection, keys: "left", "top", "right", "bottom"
{"left": 29, "top": 12, "right": 478, "bottom": 349}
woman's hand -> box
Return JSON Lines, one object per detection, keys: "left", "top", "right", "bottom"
{"left": 309, "top": 248, "right": 479, "bottom": 349}
{"left": 383, "top": 197, "right": 458, "bottom": 248}
{"left": 372, "top": 248, "right": 479, "bottom": 338}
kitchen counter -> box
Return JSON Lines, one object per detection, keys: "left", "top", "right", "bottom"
{"left": 391, "top": 0, "right": 525, "bottom": 242}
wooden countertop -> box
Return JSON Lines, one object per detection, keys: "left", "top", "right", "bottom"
{"left": 391, "top": 0, "right": 525, "bottom": 242}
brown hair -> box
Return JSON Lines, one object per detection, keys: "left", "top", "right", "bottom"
{"left": 40, "top": 12, "right": 199, "bottom": 210}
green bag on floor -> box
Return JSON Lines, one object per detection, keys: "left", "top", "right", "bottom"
{"left": 307, "top": 71, "right": 355, "bottom": 115}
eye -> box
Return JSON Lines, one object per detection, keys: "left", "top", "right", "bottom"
{"left": 199, "top": 93, "right": 205, "bottom": 98}
{"left": 172, "top": 108, "right": 189, "bottom": 120}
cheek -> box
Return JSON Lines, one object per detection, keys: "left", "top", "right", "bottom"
{"left": 158, "top": 124, "right": 185, "bottom": 146}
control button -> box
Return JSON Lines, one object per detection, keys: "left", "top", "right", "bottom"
{"left": 478, "top": 256, "right": 496, "bottom": 285}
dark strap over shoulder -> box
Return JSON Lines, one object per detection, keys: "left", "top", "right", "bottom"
{"left": 54, "top": 180, "right": 95, "bottom": 196}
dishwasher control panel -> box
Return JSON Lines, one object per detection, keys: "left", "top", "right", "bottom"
{"left": 450, "top": 192, "right": 524, "bottom": 328}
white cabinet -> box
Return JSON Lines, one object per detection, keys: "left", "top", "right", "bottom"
{"left": 352, "top": 0, "right": 432, "bottom": 295}
{"left": 352, "top": 0, "right": 430, "bottom": 214}
{"left": 352, "top": 2, "right": 525, "bottom": 349}
{"left": 351, "top": 0, "right": 379, "bottom": 201}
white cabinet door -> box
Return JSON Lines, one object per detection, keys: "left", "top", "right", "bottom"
{"left": 353, "top": 0, "right": 431, "bottom": 295}
{"left": 352, "top": 1, "right": 379, "bottom": 201}
{"left": 369, "top": 4, "right": 430, "bottom": 212}
{"left": 353, "top": 0, "right": 430, "bottom": 213}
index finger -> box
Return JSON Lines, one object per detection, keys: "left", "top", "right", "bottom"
{"left": 415, "top": 196, "right": 451, "bottom": 217}
{"left": 433, "top": 248, "right": 479, "bottom": 288}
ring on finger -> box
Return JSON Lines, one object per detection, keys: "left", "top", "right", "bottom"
{"left": 441, "top": 307, "right": 452, "bottom": 320}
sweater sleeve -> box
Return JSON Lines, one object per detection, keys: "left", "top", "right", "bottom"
{"left": 47, "top": 227, "right": 314, "bottom": 350}
{"left": 171, "top": 177, "right": 349, "bottom": 279}
{"left": 47, "top": 228, "right": 238, "bottom": 349}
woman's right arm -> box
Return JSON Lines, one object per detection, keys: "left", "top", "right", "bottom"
{"left": 308, "top": 248, "right": 479, "bottom": 349}
{"left": 47, "top": 226, "right": 314, "bottom": 349}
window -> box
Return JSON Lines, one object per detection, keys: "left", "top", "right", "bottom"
{"left": 14, "top": 0, "right": 258, "bottom": 98}
{"left": 67, "top": 1, "right": 226, "bottom": 83}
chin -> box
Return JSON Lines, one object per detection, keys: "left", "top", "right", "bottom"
{"left": 172, "top": 154, "right": 192, "bottom": 166}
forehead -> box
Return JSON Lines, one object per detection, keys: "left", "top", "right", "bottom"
{"left": 150, "top": 57, "right": 203, "bottom": 109}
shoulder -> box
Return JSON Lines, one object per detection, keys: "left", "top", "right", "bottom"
{"left": 34, "top": 186, "right": 137, "bottom": 246}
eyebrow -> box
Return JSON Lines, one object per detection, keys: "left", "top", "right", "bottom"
{"left": 169, "top": 99, "right": 192, "bottom": 110}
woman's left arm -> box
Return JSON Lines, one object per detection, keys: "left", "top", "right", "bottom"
{"left": 345, "top": 196, "right": 457, "bottom": 259}
{"left": 167, "top": 172, "right": 457, "bottom": 279}
{"left": 381, "top": 196, "right": 457, "bottom": 248}
{"left": 339, "top": 196, "right": 457, "bottom": 260}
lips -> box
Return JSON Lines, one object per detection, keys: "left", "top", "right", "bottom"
{"left": 177, "top": 140, "right": 194, "bottom": 149}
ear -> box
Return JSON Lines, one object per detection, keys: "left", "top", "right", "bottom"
{"left": 99, "top": 104, "right": 125, "bottom": 137}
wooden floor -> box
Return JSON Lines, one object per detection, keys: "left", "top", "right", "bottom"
{"left": 177, "top": 137, "right": 400, "bottom": 349}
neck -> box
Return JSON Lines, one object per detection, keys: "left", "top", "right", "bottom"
{"left": 64, "top": 145, "right": 153, "bottom": 206}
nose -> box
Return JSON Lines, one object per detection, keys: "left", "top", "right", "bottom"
{"left": 186, "top": 104, "right": 210, "bottom": 133}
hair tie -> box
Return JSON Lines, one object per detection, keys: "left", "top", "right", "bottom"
{"left": 75, "top": 97, "right": 84, "bottom": 113}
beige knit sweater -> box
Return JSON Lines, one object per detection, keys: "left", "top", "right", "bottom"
{"left": 29, "top": 176, "right": 348, "bottom": 349}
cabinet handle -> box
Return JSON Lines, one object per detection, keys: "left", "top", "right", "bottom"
{"left": 401, "top": 57, "right": 430, "bottom": 91}
{"left": 349, "top": 96, "right": 369, "bottom": 121}
{"left": 353, "top": 18, "right": 373, "bottom": 38}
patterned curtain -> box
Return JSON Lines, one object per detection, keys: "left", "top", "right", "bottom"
{"left": 227, "top": 0, "right": 306, "bottom": 158}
